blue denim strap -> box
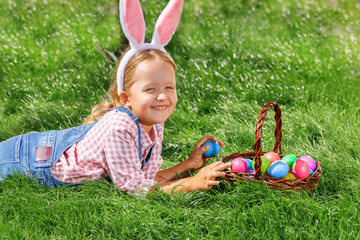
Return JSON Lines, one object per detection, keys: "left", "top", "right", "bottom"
{"left": 142, "top": 144, "right": 155, "bottom": 169}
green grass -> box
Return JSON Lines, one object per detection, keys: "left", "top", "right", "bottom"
{"left": 1, "top": 0, "right": 360, "bottom": 239}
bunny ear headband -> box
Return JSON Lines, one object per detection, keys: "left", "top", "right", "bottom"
{"left": 117, "top": 0, "right": 184, "bottom": 95}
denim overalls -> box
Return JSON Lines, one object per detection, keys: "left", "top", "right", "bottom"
{"left": 0, "top": 107, "right": 153, "bottom": 187}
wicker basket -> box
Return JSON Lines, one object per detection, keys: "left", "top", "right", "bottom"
{"left": 221, "top": 102, "right": 322, "bottom": 191}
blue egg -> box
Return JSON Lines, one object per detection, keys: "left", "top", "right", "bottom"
{"left": 268, "top": 161, "right": 289, "bottom": 178}
{"left": 202, "top": 141, "right": 221, "bottom": 157}
{"left": 309, "top": 169, "right": 314, "bottom": 176}
{"left": 244, "top": 158, "right": 253, "bottom": 171}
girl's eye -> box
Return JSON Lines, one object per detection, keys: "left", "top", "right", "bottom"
{"left": 146, "top": 88, "right": 155, "bottom": 92}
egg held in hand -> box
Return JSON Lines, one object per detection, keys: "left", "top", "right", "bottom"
{"left": 202, "top": 140, "right": 221, "bottom": 157}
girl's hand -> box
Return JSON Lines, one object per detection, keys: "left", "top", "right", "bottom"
{"left": 155, "top": 136, "right": 225, "bottom": 182}
{"left": 186, "top": 135, "right": 224, "bottom": 171}
{"left": 155, "top": 161, "right": 231, "bottom": 194}
{"left": 190, "top": 161, "right": 231, "bottom": 191}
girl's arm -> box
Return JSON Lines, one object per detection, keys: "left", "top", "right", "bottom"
{"left": 155, "top": 135, "right": 224, "bottom": 182}
{"left": 153, "top": 161, "right": 231, "bottom": 193}
{"left": 155, "top": 159, "right": 197, "bottom": 182}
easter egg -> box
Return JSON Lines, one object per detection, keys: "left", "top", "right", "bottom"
{"left": 281, "top": 154, "right": 298, "bottom": 171}
{"left": 245, "top": 170, "right": 255, "bottom": 178}
{"left": 298, "top": 156, "right": 317, "bottom": 171}
{"left": 263, "top": 152, "right": 281, "bottom": 164}
{"left": 309, "top": 169, "right": 314, "bottom": 176}
{"left": 252, "top": 156, "right": 271, "bottom": 175}
{"left": 292, "top": 159, "right": 310, "bottom": 179}
{"left": 268, "top": 160, "right": 289, "bottom": 178}
{"left": 244, "top": 158, "right": 253, "bottom": 171}
{"left": 202, "top": 141, "right": 221, "bottom": 157}
{"left": 282, "top": 172, "right": 296, "bottom": 180}
{"left": 231, "top": 158, "right": 248, "bottom": 173}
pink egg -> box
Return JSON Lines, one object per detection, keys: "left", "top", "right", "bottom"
{"left": 298, "top": 156, "right": 317, "bottom": 171}
{"left": 263, "top": 152, "right": 281, "bottom": 164}
{"left": 292, "top": 159, "right": 310, "bottom": 179}
{"left": 231, "top": 158, "right": 248, "bottom": 173}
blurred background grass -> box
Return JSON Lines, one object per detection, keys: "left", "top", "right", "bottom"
{"left": 1, "top": 0, "right": 360, "bottom": 238}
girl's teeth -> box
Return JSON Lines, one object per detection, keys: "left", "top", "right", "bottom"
{"left": 153, "top": 106, "right": 166, "bottom": 110}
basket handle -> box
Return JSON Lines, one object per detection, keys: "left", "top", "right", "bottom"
{"left": 253, "top": 102, "right": 283, "bottom": 178}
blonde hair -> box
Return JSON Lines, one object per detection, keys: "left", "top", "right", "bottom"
{"left": 83, "top": 49, "right": 177, "bottom": 125}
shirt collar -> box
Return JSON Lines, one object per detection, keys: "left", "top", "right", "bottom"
{"left": 139, "top": 124, "right": 161, "bottom": 148}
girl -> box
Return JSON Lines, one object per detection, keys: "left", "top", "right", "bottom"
{"left": 0, "top": 0, "right": 231, "bottom": 194}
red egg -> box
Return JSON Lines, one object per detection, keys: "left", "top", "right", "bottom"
{"left": 292, "top": 159, "right": 310, "bottom": 179}
{"left": 298, "top": 156, "right": 317, "bottom": 171}
{"left": 231, "top": 158, "right": 248, "bottom": 173}
{"left": 263, "top": 152, "right": 281, "bottom": 164}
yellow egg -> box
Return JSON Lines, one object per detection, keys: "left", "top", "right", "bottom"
{"left": 282, "top": 172, "right": 296, "bottom": 180}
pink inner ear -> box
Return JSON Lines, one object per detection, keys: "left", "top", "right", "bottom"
{"left": 124, "top": 0, "right": 145, "bottom": 45}
{"left": 157, "top": 0, "right": 183, "bottom": 45}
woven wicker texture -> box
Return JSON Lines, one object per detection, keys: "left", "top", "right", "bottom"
{"left": 221, "top": 102, "right": 322, "bottom": 191}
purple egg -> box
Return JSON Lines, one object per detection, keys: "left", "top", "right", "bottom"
{"left": 299, "top": 156, "right": 316, "bottom": 171}
{"left": 245, "top": 170, "right": 255, "bottom": 178}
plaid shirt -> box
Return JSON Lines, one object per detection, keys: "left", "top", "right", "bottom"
{"left": 51, "top": 109, "right": 164, "bottom": 193}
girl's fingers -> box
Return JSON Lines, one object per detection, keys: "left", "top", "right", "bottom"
{"left": 200, "top": 145, "right": 210, "bottom": 153}
{"left": 201, "top": 162, "right": 230, "bottom": 175}
{"left": 207, "top": 180, "right": 220, "bottom": 187}
{"left": 207, "top": 161, "right": 224, "bottom": 169}
{"left": 196, "top": 135, "right": 213, "bottom": 148}
{"left": 210, "top": 171, "right": 225, "bottom": 178}
{"left": 216, "top": 140, "right": 224, "bottom": 146}
{"left": 196, "top": 135, "right": 223, "bottom": 148}
{"left": 212, "top": 162, "right": 231, "bottom": 171}
{"left": 206, "top": 136, "right": 224, "bottom": 146}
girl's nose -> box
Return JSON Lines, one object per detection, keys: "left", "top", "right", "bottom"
{"left": 156, "top": 92, "right": 168, "bottom": 101}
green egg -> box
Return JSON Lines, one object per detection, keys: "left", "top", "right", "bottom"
{"left": 281, "top": 154, "right": 298, "bottom": 171}
{"left": 252, "top": 156, "right": 271, "bottom": 174}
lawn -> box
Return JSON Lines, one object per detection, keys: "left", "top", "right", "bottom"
{"left": 1, "top": 0, "right": 359, "bottom": 239}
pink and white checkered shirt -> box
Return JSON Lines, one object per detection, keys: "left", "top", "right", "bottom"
{"left": 51, "top": 109, "right": 164, "bottom": 194}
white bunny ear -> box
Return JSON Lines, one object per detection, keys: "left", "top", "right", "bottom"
{"left": 119, "top": 0, "right": 146, "bottom": 48}
{"left": 151, "top": 0, "right": 183, "bottom": 47}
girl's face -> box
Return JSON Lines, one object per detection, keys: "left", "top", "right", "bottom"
{"left": 121, "top": 59, "right": 177, "bottom": 133}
